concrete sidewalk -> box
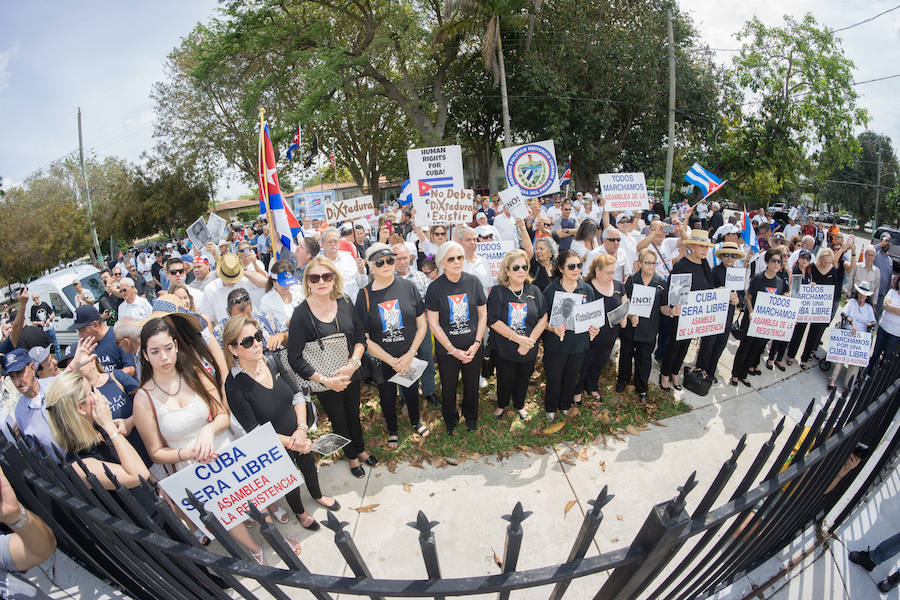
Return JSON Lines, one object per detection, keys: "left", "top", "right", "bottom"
{"left": 22, "top": 331, "right": 894, "bottom": 599}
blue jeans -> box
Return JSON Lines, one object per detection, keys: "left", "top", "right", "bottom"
{"left": 871, "top": 532, "right": 900, "bottom": 564}
{"left": 45, "top": 328, "right": 61, "bottom": 360}
{"left": 416, "top": 328, "right": 436, "bottom": 397}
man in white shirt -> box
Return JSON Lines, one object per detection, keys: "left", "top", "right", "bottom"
{"left": 189, "top": 255, "right": 217, "bottom": 290}
{"left": 199, "top": 254, "right": 266, "bottom": 323}
{"left": 637, "top": 220, "right": 683, "bottom": 279}
{"left": 545, "top": 196, "right": 563, "bottom": 222}
{"left": 695, "top": 199, "right": 709, "bottom": 229}
{"left": 116, "top": 278, "right": 153, "bottom": 321}
{"left": 615, "top": 212, "right": 640, "bottom": 272}
{"left": 593, "top": 226, "right": 632, "bottom": 282}
{"left": 782, "top": 216, "right": 802, "bottom": 242}
{"left": 321, "top": 227, "right": 368, "bottom": 303}
{"left": 491, "top": 205, "right": 518, "bottom": 242}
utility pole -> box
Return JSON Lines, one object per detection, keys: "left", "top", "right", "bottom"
{"left": 874, "top": 148, "right": 882, "bottom": 232}
{"left": 662, "top": 9, "right": 676, "bottom": 214}
{"left": 77, "top": 108, "right": 103, "bottom": 264}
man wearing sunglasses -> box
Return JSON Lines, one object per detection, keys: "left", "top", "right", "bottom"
{"left": 164, "top": 258, "right": 205, "bottom": 309}
{"left": 595, "top": 226, "right": 631, "bottom": 283}
{"left": 211, "top": 288, "right": 288, "bottom": 350}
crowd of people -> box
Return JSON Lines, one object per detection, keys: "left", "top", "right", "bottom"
{"left": 1, "top": 190, "right": 898, "bottom": 571}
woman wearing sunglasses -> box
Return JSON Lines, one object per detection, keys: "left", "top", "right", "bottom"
{"left": 541, "top": 249, "right": 597, "bottom": 420}
{"left": 693, "top": 243, "right": 744, "bottom": 382}
{"left": 287, "top": 256, "right": 375, "bottom": 478}
{"left": 224, "top": 315, "right": 338, "bottom": 533}
{"left": 356, "top": 243, "right": 430, "bottom": 448}
{"left": 487, "top": 249, "right": 548, "bottom": 420}
{"left": 424, "top": 241, "right": 487, "bottom": 434}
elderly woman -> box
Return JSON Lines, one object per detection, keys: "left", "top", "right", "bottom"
{"left": 578, "top": 253, "right": 627, "bottom": 402}
{"left": 693, "top": 243, "right": 744, "bottom": 381}
{"left": 425, "top": 241, "right": 487, "bottom": 434}
{"left": 356, "top": 243, "right": 430, "bottom": 447}
{"left": 260, "top": 259, "right": 305, "bottom": 327}
{"left": 785, "top": 249, "right": 814, "bottom": 365}
{"left": 828, "top": 281, "right": 877, "bottom": 390}
{"left": 487, "top": 249, "right": 548, "bottom": 419}
{"left": 414, "top": 224, "right": 449, "bottom": 264}
{"left": 287, "top": 256, "right": 375, "bottom": 478}
{"left": 530, "top": 237, "right": 557, "bottom": 291}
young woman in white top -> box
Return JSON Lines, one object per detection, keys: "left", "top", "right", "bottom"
{"left": 873, "top": 276, "right": 900, "bottom": 364}
{"left": 828, "top": 281, "right": 877, "bottom": 391}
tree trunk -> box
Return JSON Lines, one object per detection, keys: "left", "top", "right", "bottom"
{"left": 496, "top": 27, "right": 512, "bottom": 149}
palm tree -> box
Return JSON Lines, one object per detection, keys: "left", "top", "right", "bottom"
{"left": 437, "top": 0, "right": 541, "bottom": 148}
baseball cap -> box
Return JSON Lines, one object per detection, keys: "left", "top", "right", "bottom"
{"left": 193, "top": 255, "right": 210, "bottom": 264}
{"left": 28, "top": 346, "right": 51, "bottom": 366}
{"left": 615, "top": 211, "right": 634, "bottom": 223}
{"left": 583, "top": 193, "right": 593, "bottom": 200}
{"left": 3, "top": 349, "right": 33, "bottom": 374}
{"left": 273, "top": 271, "right": 299, "bottom": 287}
{"left": 475, "top": 211, "right": 488, "bottom": 221}
{"left": 339, "top": 222, "right": 354, "bottom": 234}
{"left": 365, "top": 242, "right": 394, "bottom": 262}
{"left": 70, "top": 305, "right": 101, "bottom": 331}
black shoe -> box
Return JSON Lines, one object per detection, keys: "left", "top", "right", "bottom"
{"left": 615, "top": 382, "right": 626, "bottom": 393}
{"left": 298, "top": 514, "right": 321, "bottom": 531}
{"left": 425, "top": 394, "right": 440, "bottom": 406}
{"left": 712, "top": 375, "right": 719, "bottom": 384}
{"left": 638, "top": 392, "right": 648, "bottom": 403}
{"left": 849, "top": 549, "right": 876, "bottom": 572}
{"left": 350, "top": 465, "right": 365, "bottom": 478}
{"left": 320, "top": 499, "right": 341, "bottom": 511}
{"left": 446, "top": 427, "right": 455, "bottom": 436}
{"left": 466, "top": 420, "right": 477, "bottom": 431}
{"left": 658, "top": 374, "right": 671, "bottom": 392}
{"left": 878, "top": 571, "right": 900, "bottom": 593}
{"left": 364, "top": 455, "right": 379, "bottom": 467}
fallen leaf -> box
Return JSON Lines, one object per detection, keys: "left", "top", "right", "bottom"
{"left": 592, "top": 433, "right": 607, "bottom": 448}
{"left": 610, "top": 537, "right": 619, "bottom": 543}
{"left": 386, "top": 460, "right": 398, "bottom": 474}
{"left": 492, "top": 548, "right": 503, "bottom": 568}
{"left": 616, "top": 514, "right": 623, "bottom": 520}
{"left": 444, "top": 457, "right": 459, "bottom": 466}
{"left": 375, "top": 472, "right": 382, "bottom": 477}
{"left": 568, "top": 406, "right": 580, "bottom": 417}
{"left": 543, "top": 421, "right": 566, "bottom": 435}
{"left": 599, "top": 460, "right": 607, "bottom": 472}
{"left": 599, "top": 410, "right": 611, "bottom": 426}
{"left": 517, "top": 444, "right": 531, "bottom": 456}
{"left": 532, "top": 446, "right": 548, "bottom": 455}
{"left": 469, "top": 452, "right": 482, "bottom": 461}
{"left": 403, "top": 482, "right": 412, "bottom": 493}
{"left": 577, "top": 448, "right": 589, "bottom": 462}
{"left": 431, "top": 457, "right": 448, "bottom": 468}
{"left": 564, "top": 499, "right": 577, "bottom": 514}
{"left": 652, "top": 421, "right": 667, "bottom": 428}
{"left": 410, "top": 459, "right": 424, "bottom": 469}
{"left": 625, "top": 424, "right": 641, "bottom": 436}
{"left": 355, "top": 504, "right": 380, "bottom": 513}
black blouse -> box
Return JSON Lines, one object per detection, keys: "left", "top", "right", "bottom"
{"left": 622, "top": 272, "right": 666, "bottom": 343}
{"left": 226, "top": 362, "right": 298, "bottom": 437}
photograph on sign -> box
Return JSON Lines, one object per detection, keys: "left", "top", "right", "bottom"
{"left": 476, "top": 240, "right": 515, "bottom": 286}
{"left": 790, "top": 274, "right": 802, "bottom": 298}
{"left": 725, "top": 267, "right": 745, "bottom": 291}
{"left": 429, "top": 188, "right": 474, "bottom": 226}
{"left": 501, "top": 140, "right": 560, "bottom": 198}
{"left": 573, "top": 299, "right": 605, "bottom": 333}
{"left": 325, "top": 195, "right": 375, "bottom": 224}
{"left": 628, "top": 284, "right": 656, "bottom": 318}
{"left": 187, "top": 217, "right": 212, "bottom": 250}
{"left": 294, "top": 190, "right": 334, "bottom": 220}
{"left": 747, "top": 292, "right": 802, "bottom": 342}
{"left": 797, "top": 284, "right": 834, "bottom": 323}
{"left": 667, "top": 273, "right": 692, "bottom": 306}
{"left": 311, "top": 433, "right": 351, "bottom": 456}
{"left": 498, "top": 185, "right": 530, "bottom": 220}
{"left": 206, "top": 213, "right": 227, "bottom": 245}
{"left": 407, "top": 145, "right": 464, "bottom": 212}
{"left": 388, "top": 358, "right": 428, "bottom": 388}
{"left": 598, "top": 172, "right": 649, "bottom": 212}
{"left": 549, "top": 291, "right": 585, "bottom": 329}
{"left": 675, "top": 288, "right": 730, "bottom": 340}
{"left": 826, "top": 329, "right": 872, "bottom": 368}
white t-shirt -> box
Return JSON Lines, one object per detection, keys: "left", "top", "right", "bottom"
{"left": 199, "top": 278, "right": 266, "bottom": 323}
{"left": 492, "top": 213, "right": 518, "bottom": 242}
{"left": 879, "top": 289, "right": 900, "bottom": 336}
{"left": 330, "top": 250, "right": 368, "bottom": 303}
{"left": 118, "top": 296, "right": 153, "bottom": 321}
{"left": 463, "top": 256, "right": 492, "bottom": 295}
{"left": 647, "top": 238, "right": 680, "bottom": 279}
{"left": 259, "top": 286, "right": 305, "bottom": 328}
{"left": 596, "top": 246, "right": 630, "bottom": 283}
{"left": 783, "top": 223, "right": 802, "bottom": 241}
{"left": 618, "top": 228, "right": 638, "bottom": 272}
{"left": 696, "top": 202, "right": 708, "bottom": 219}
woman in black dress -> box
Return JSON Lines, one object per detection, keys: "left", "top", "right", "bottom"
{"left": 693, "top": 242, "right": 744, "bottom": 382}
{"left": 799, "top": 248, "right": 843, "bottom": 368}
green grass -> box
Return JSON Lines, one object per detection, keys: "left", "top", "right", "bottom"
{"left": 311, "top": 357, "right": 690, "bottom": 470}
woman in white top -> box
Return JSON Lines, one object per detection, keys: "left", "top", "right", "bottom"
{"left": 828, "top": 281, "right": 877, "bottom": 391}
{"left": 569, "top": 219, "right": 601, "bottom": 263}
{"left": 259, "top": 260, "right": 305, "bottom": 327}
{"left": 872, "top": 276, "right": 900, "bottom": 364}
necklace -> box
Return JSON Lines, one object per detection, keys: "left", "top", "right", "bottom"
{"left": 510, "top": 286, "right": 525, "bottom": 299}
{"left": 153, "top": 374, "right": 182, "bottom": 398}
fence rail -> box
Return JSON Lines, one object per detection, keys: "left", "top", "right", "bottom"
{"left": 4, "top": 354, "right": 899, "bottom": 599}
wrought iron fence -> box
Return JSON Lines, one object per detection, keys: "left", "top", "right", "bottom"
{"left": 4, "top": 354, "right": 898, "bottom": 600}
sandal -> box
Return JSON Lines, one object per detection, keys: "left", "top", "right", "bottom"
{"left": 387, "top": 435, "right": 399, "bottom": 449}
{"left": 269, "top": 506, "right": 290, "bottom": 524}
{"left": 517, "top": 409, "right": 529, "bottom": 420}
{"left": 192, "top": 529, "right": 210, "bottom": 546}
{"left": 493, "top": 408, "right": 505, "bottom": 419}
{"left": 590, "top": 391, "right": 602, "bottom": 401}
{"left": 786, "top": 358, "right": 794, "bottom": 366}
{"left": 251, "top": 548, "right": 266, "bottom": 566}
{"left": 415, "top": 423, "right": 431, "bottom": 437}
{"left": 799, "top": 362, "right": 810, "bottom": 371}
{"left": 774, "top": 362, "right": 785, "bottom": 372}
{"left": 765, "top": 361, "right": 774, "bottom": 370}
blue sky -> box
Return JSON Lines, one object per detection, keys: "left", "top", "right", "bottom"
{"left": 2, "top": 2, "right": 899, "bottom": 201}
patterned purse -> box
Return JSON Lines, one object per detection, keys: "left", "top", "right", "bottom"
{"left": 300, "top": 303, "right": 350, "bottom": 392}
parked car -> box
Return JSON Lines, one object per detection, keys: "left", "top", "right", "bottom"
{"left": 873, "top": 227, "right": 900, "bottom": 270}
{"left": 768, "top": 202, "right": 787, "bottom": 212}
{"left": 23, "top": 265, "right": 104, "bottom": 347}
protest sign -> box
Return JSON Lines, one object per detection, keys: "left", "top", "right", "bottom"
{"left": 788, "top": 207, "right": 798, "bottom": 220}
{"left": 294, "top": 191, "right": 333, "bottom": 220}
{"left": 668, "top": 273, "right": 692, "bottom": 306}
{"left": 429, "top": 188, "right": 475, "bottom": 226}
{"left": 573, "top": 299, "right": 605, "bottom": 333}
{"left": 790, "top": 274, "right": 802, "bottom": 298}
{"left": 826, "top": 329, "right": 872, "bottom": 367}
{"left": 388, "top": 357, "right": 428, "bottom": 388}
{"left": 407, "top": 145, "right": 465, "bottom": 226}
{"left": 186, "top": 217, "right": 212, "bottom": 250}
{"left": 476, "top": 240, "right": 515, "bottom": 286}
{"left": 725, "top": 267, "right": 746, "bottom": 291}
{"left": 206, "top": 213, "right": 227, "bottom": 245}
{"left": 675, "top": 288, "right": 731, "bottom": 340}
{"left": 747, "top": 292, "right": 802, "bottom": 342}
{"left": 549, "top": 291, "right": 585, "bottom": 330}
{"left": 797, "top": 284, "right": 834, "bottom": 323}
{"left": 311, "top": 433, "right": 350, "bottom": 456}
{"left": 498, "top": 186, "right": 530, "bottom": 220}
{"left": 157, "top": 422, "right": 303, "bottom": 536}
{"left": 324, "top": 195, "right": 375, "bottom": 224}
{"left": 628, "top": 284, "right": 656, "bottom": 318}
{"left": 607, "top": 300, "right": 630, "bottom": 327}
{"left": 598, "top": 172, "right": 649, "bottom": 212}
{"left": 501, "top": 140, "right": 560, "bottom": 198}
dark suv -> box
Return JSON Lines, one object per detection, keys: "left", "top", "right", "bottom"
{"left": 873, "top": 227, "right": 900, "bottom": 270}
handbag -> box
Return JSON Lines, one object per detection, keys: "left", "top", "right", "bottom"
{"left": 683, "top": 366, "right": 712, "bottom": 396}
{"left": 300, "top": 303, "right": 350, "bottom": 392}
{"left": 267, "top": 354, "right": 317, "bottom": 429}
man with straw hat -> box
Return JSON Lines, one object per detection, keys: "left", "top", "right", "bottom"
{"left": 199, "top": 254, "right": 265, "bottom": 323}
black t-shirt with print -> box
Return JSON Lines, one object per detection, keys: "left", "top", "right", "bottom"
{"left": 30, "top": 302, "right": 53, "bottom": 325}
{"left": 487, "top": 283, "right": 548, "bottom": 362}
{"left": 355, "top": 277, "right": 424, "bottom": 357}
{"left": 747, "top": 272, "right": 787, "bottom": 307}
{"left": 424, "top": 272, "right": 486, "bottom": 356}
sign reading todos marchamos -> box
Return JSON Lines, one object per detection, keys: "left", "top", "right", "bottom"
{"left": 598, "top": 172, "right": 649, "bottom": 212}
{"left": 747, "top": 292, "right": 802, "bottom": 342}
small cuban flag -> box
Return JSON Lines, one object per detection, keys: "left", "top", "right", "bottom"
{"left": 741, "top": 210, "right": 759, "bottom": 253}
{"left": 559, "top": 161, "right": 572, "bottom": 189}
{"left": 286, "top": 124, "right": 301, "bottom": 160}
{"left": 684, "top": 162, "right": 726, "bottom": 200}
{"left": 397, "top": 179, "right": 413, "bottom": 206}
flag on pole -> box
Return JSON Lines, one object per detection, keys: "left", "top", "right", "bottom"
{"left": 328, "top": 148, "right": 336, "bottom": 170}
{"left": 286, "top": 124, "right": 301, "bottom": 160}
{"left": 303, "top": 136, "right": 319, "bottom": 169}
{"left": 259, "top": 122, "right": 301, "bottom": 258}
{"left": 740, "top": 210, "right": 759, "bottom": 253}
{"left": 559, "top": 161, "right": 572, "bottom": 189}
{"left": 397, "top": 179, "right": 413, "bottom": 206}
{"left": 684, "top": 163, "right": 726, "bottom": 200}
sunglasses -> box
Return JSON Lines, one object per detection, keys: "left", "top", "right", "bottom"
{"left": 566, "top": 262, "right": 583, "bottom": 270}
{"left": 432, "top": 231, "right": 447, "bottom": 237}
{"left": 510, "top": 264, "right": 527, "bottom": 272}
{"left": 168, "top": 268, "right": 185, "bottom": 276}
{"left": 112, "top": 272, "right": 122, "bottom": 276}
{"left": 769, "top": 258, "right": 783, "bottom": 264}
{"left": 373, "top": 256, "right": 395, "bottom": 268}
{"left": 308, "top": 272, "right": 335, "bottom": 284}
{"left": 237, "top": 330, "right": 264, "bottom": 349}
{"left": 607, "top": 238, "right": 621, "bottom": 243}
{"left": 227, "top": 294, "right": 251, "bottom": 306}
{"left": 445, "top": 255, "right": 464, "bottom": 263}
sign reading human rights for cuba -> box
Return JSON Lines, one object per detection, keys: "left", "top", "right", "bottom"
{"left": 407, "top": 145, "right": 465, "bottom": 226}
{"left": 476, "top": 240, "right": 515, "bottom": 286}
{"left": 598, "top": 172, "right": 649, "bottom": 212}
{"left": 826, "top": 329, "right": 872, "bottom": 367}
{"left": 501, "top": 140, "right": 560, "bottom": 198}
{"left": 797, "top": 284, "right": 834, "bottom": 324}
{"left": 325, "top": 195, "right": 375, "bottom": 224}
{"left": 747, "top": 292, "right": 802, "bottom": 342}
{"left": 675, "top": 288, "right": 730, "bottom": 340}
{"left": 158, "top": 422, "right": 303, "bottom": 536}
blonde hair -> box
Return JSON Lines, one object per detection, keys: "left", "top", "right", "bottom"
{"left": 497, "top": 249, "right": 533, "bottom": 287}
{"left": 638, "top": 248, "right": 657, "bottom": 264}
{"left": 816, "top": 247, "right": 834, "bottom": 268}
{"left": 302, "top": 256, "right": 344, "bottom": 300}
{"left": 222, "top": 314, "right": 260, "bottom": 371}
{"left": 45, "top": 370, "right": 98, "bottom": 453}
{"left": 584, "top": 253, "right": 616, "bottom": 283}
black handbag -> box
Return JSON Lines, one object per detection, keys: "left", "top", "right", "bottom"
{"left": 683, "top": 366, "right": 712, "bottom": 396}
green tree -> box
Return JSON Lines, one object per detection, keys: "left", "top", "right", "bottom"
{"left": 130, "top": 155, "right": 211, "bottom": 238}
{"left": 821, "top": 131, "right": 898, "bottom": 227}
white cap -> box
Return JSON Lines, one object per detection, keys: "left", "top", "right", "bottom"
{"left": 583, "top": 193, "right": 593, "bottom": 200}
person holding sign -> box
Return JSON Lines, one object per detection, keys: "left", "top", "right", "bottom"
{"left": 578, "top": 254, "right": 627, "bottom": 401}
{"left": 730, "top": 249, "right": 788, "bottom": 387}
{"left": 799, "top": 248, "right": 842, "bottom": 369}
{"left": 828, "top": 281, "right": 877, "bottom": 391}
{"left": 782, "top": 249, "right": 813, "bottom": 367}
{"left": 619, "top": 249, "right": 670, "bottom": 402}
{"left": 872, "top": 276, "right": 900, "bottom": 364}
{"left": 541, "top": 249, "right": 597, "bottom": 420}
{"left": 356, "top": 243, "right": 431, "bottom": 447}
{"left": 487, "top": 250, "right": 548, "bottom": 420}
{"left": 693, "top": 243, "right": 744, "bottom": 382}
{"left": 425, "top": 242, "right": 487, "bottom": 434}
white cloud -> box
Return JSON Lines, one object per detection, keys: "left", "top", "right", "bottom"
{"left": 0, "top": 41, "right": 20, "bottom": 90}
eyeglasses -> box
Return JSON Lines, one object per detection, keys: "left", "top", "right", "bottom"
{"left": 445, "top": 255, "right": 464, "bottom": 263}
{"left": 641, "top": 260, "right": 657, "bottom": 265}
{"left": 227, "top": 293, "right": 251, "bottom": 306}
{"left": 510, "top": 264, "right": 527, "bottom": 272}
{"left": 607, "top": 238, "right": 621, "bottom": 243}
{"left": 566, "top": 262, "right": 583, "bottom": 270}
{"left": 308, "top": 272, "right": 335, "bottom": 284}
{"left": 237, "top": 330, "right": 264, "bottom": 349}
{"left": 373, "top": 256, "right": 395, "bottom": 268}
{"left": 168, "top": 268, "right": 185, "bottom": 276}
{"left": 112, "top": 271, "right": 122, "bottom": 276}
{"left": 433, "top": 231, "right": 447, "bottom": 237}
{"left": 769, "top": 258, "right": 783, "bottom": 264}
{"left": 422, "top": 269, "right": 435, "bottom": 276}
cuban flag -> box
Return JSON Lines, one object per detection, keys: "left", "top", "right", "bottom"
{"left": 559, "top": 161, "right": 572, "bottom": 189}
{"left": 286, "top": 124, "right": 301, "bottom": 160}
{"left": 259, "top": 122, "right": 301, "bottom": 258}
{"left": 417, "top": 176, "right": 454, "bottom": 198}
{"left": 684, "top": 163, "right": 726, "bottom": 200}
{"left": 398, "top": 179, "right": 413, "bottom": 206}
{"left": 740, "top": 210, "right": 759, "bottom": 253}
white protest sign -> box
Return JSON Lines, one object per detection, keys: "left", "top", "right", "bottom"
{"left": 797, "top": 284, "right": 834, "bottom": 324}
{"left": 429, "top": 188, "right": 475, "bottom": 226}
{"left": 325, "top": 195, "right": 375, "bottom": 224}
{"left": 598, "top": 172, "right": 650, "bottom": 212}
{"left": 628, "top": 284, "right": 656, "bottom": 318}
{"left": 573, "top": 299, "right": 605, "bottom": 333}
{"left": 675, "top": 288, "right": 731, "bottom": 340}
{"left": 476, "top": 240, "right": 515, "bottom": 286}
{"left": 157, "top": 422, "right": 302, "bottom": 536}
{"left": 549, "top": 291, "right": 585, "bottom": 329}
{"left": 501, "top": 140, "right": 560, "bottom": 198}
{"left": 498, "top": 186, "right": 530, "bottom": 220}
{"left": 826, "top": 329, "right": 872, "bottom": 367}
{"left": 407, "top": 145, "right": 464, "bottom": 226}
{"left": 788, "top": 207, "right": 798, "bottom": 220}
{"left": 725, "top": 267, "right": 746, "bottom": 291}
{"left": 187, "top": 217, "right": 212, "bottom": 251}
{"left": 747, "top": 292, "right": 802, "bottom": 342}
{"left": 206, "top": 213, "right": 227, "bottom": 245}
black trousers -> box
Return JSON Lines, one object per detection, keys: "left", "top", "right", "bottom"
{"left": 376, "top": 363, "right": 420, "bottom": 435}
{"left": 801, "top": 322, "right": 829, "bottom": 363}
{"left": 283, "top": 449, "right": 323, "bottom": 516}
{"left": 316, "top": 379, "right": 364, "bottom": 460}
{"left": 655, "top": 315, "right": 673, "bottom": 361}
{"left": 768, "top": 340, "right": 788, "bottom": 363}
{"left": 787, "top": 322, "right": 808, "bottom": 360}
{"left": 695, "top": 331, "right": 728, "bottom": 377}
{"left": 543, "top": 350, "right": 585, "bottom": 412}
{"left": 732, "top": 335, "right": 767, "bottom": 380}
{"left": 577, "top": 334, "right": 617, "bottom": 394}
{"left": 436, "top": 347, "right": 483, "bottom": 430}
{"left": 661, "top": 337, "right": 691, "bottom": 378}
{"left": 618, "top": 337, "right": 653, "bottom": 393}
{"left": 494, "top": 356, "right": 535, "bottom": 410}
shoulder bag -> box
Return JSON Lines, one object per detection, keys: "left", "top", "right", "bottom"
{"left": 299, "top": 301, "right": 350, "bottom": 392}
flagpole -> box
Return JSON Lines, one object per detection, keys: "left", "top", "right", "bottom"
{"left": 258, "top": 108, "right": 280, "bottom": 260}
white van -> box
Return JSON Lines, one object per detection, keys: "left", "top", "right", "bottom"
{"left": 24, "top": 265, "right": 105, "bottom": 347}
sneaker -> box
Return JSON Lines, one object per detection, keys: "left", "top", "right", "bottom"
{"left": 878, "top": 571, "right": 900, "bottom": 593}
{"left": 479, "top": 376, "right": 488, "bottom": 389}
{"left": 849, "top": 549, "right": 876, "bottom": 572}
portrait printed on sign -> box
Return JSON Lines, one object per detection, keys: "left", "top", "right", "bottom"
{"left": 549, "top": 291, "right": 584, "bottom": 330}
{"left": 668, "top": 273, "right": 692, "bottom": 306}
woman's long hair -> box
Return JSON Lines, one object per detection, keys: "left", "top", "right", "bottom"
{"left": 139, "top": 316, "right": 224, "bottom": 415}
{"left": 45, "top": 370, "right": 97, "bottom": 453}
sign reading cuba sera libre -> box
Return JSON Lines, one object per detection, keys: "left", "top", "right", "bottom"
{"left": 797, "top": 284, "right": 834, "bottom": 324}
{"left": 747, "top": 292, "right": 802, "bottom": 342}
{"left": 158, "top": 422, "right": 302, "bottom": 536}
{"left": 675, "top": 288, "right": 731, "bottom": 340}
{"left": 826, "top": 329, "right": 872, "bottom": 367}
{"left": 429, "top": 188, "right": 475, "bottom": 225}
{"left": 476, "top": 240, "right": 515, "bottom": 286}
{"left": 598, "top": 172, "right": 649, "bottom": 212}
{"left": 325, "top": 194, "right": 375, "bottom": 224}
{"left": 501, "top": 140, "right": 560, "bottom": 198}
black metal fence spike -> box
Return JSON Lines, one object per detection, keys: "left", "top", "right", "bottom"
{"left": 803, "top": 398, "right": 815, "bottom": 416}
{"left": 731, "top": 435, "right": 747, "bottom": 462}
{"left": 184, "top": 489, "right": 204, "bottom": 512}
{"left": 774, "top": 416, "right": 786, "bottom": 437}
{"left": 323, "top": 510, "right": 350, "bottom": 533}
{"left": 100, "top": 462, "right": 121, "bottom": 488}
{"left": 587, "top": 485, "right": 614, "bottom": 516}
{"left": 407, "top": 510, "right": 439, "bottom": 536}
{"left": 501, "top": 501, "right": 533, "bottom": 528}
{"left": 245, "top": 501, "right": 268, "bottom": 526}
{"left": 666, "top": 471, "right": 698, "bottom": 518}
